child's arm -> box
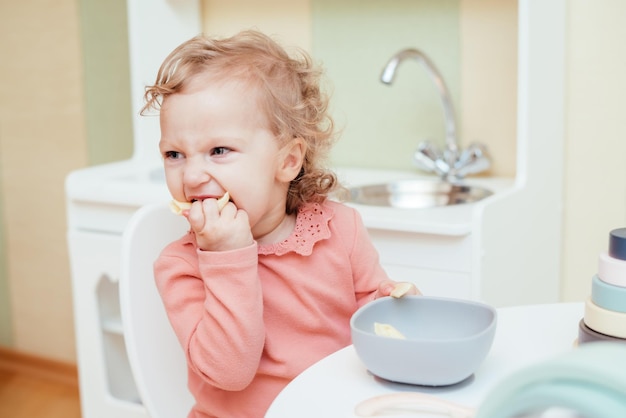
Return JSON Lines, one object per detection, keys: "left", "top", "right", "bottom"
{"left": 154, "top": 239, "right": 265, "bottom": 391}
{"left": 343, "top": 208, "right": 421, "bottom": 305}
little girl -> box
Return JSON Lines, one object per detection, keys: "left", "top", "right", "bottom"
{"left": 142, "top": 30, "right": 419, "bottom": 418}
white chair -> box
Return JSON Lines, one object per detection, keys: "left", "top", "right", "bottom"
{"left": 120, "top": 203, "right": 195, "bottom": 418}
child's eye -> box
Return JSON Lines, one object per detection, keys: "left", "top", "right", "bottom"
{"left": 163, "top": 150, "right": 183, "bottom": 160}
{"left": 211, "top": 147, "right": 231, "bottom": 156}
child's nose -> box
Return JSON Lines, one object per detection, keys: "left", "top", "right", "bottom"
{"left": 183, "top": 157, "right": 211, "bottom": 186}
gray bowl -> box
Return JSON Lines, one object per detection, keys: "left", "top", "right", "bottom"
{"left": 350, "top": 295, "right": 497, "bottom": 386}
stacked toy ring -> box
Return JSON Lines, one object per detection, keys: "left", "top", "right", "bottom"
{"left": 579, "top": 227, "right": 626, "bottom": 345}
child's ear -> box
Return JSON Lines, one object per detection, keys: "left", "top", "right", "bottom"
{"left": 277, "top": 137, "right": 306, "bottom": 182}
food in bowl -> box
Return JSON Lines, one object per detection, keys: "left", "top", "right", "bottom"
{"left": 374, "top": 322, "right": 406, "bottom": 339}
{"left": 350, "top": 295, "right": 497, "bottom": 386}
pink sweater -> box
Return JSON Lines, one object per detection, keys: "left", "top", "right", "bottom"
{"left": 154, "top": 201, "right": 388, "bottom": 417}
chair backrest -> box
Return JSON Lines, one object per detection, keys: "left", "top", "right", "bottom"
{"left": 120, "top": 203, "right": 194, "bottom": 418}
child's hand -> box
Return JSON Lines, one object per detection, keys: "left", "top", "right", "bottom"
{"left": 186, "top": 198, "right": 254, "bottom": 251}
{"left": 377, "top": 280, "right": 421, "bottom": 299}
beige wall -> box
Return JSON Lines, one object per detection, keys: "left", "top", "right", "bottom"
{"left": 0, "top": 0, "right": 132, "bottom": 362}
{"left": 0, "top": 0, "right": 88, "bottom": 361}
{"left": 562, "top": 1, "right": 626, "bottom": 300}
{"left": 202, "top": 0, "right": 312, "bottom": 48}
{"left": 459, "top": 0, "right": 517, "bottom": 178}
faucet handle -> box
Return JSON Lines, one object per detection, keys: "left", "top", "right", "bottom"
{"left": 413, "top": 141, "right": 448, "bottom": 177}
{"left": 452, "top": 143, "right": 491, "bottom": 178}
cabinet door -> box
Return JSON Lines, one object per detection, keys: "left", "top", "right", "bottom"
{"left": 368, "top": 229, "right": 472, "bottom": 273}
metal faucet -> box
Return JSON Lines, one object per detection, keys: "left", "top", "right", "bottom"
{"left": 381, "top": 48, "right": 490, "bottom": 182}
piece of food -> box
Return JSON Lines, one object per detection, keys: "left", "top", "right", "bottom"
{"left": 169, "top": 199, "right": 192, "bottom": 215}
{"left": 390, "top": 282, "right": 414, "bottom": 298}
{"left": 374, "top": 322, "right": 406, "bottom": 339}
{"left": 170, "top": 192, "right": 230, "bottom": 215}
{"left": 215, "top": 192, "right": 230, "bottom": 211}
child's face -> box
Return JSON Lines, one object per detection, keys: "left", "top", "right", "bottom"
{"left": 159, "top": 76, "right": 299, "bottom": 235}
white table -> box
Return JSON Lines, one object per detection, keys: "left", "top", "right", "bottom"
{"left": 265, "top": 302, "right": 584, "bottom": 418}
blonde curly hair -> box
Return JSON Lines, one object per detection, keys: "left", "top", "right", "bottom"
{"left": 142, "top": 30, "right": 343, "bottom": 214}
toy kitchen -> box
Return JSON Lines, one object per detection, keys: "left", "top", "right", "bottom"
{"left": 65, "top": 1, "right": 565, "bottom": 417}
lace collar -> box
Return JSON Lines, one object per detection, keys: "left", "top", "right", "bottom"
{"left": 257, "top": 202, "right": 334, "bottom": 256}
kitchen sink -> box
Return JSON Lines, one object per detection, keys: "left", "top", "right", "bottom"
{"left": 348, "top": 179, "right": 493, "bottom": 209}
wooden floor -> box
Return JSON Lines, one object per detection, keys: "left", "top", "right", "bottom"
{"left": 0, "top": 348, "right": 82, "bottom": 418}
